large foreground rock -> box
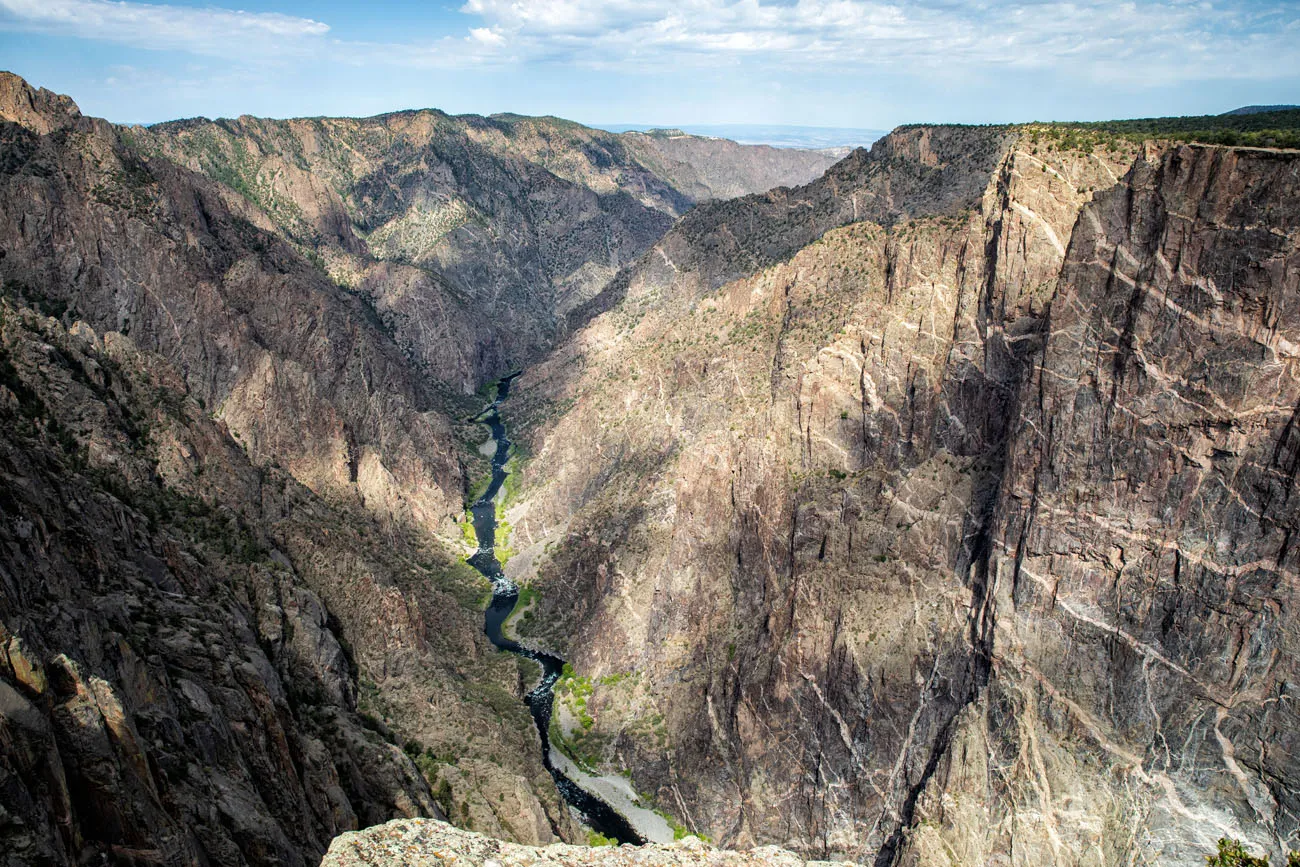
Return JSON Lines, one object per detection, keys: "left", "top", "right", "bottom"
{"left": 322, "top": 819, "right": 855, "bottom": 866}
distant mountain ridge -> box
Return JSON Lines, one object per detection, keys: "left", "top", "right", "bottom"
{"left": 600, "top": 122, "right": 886, "bottom": 150}
{"left": 129, "top": 101, "right": 839, "bottom": 396}
{"left": 1224, "top": 104, "right": 1300, "bottom": 115}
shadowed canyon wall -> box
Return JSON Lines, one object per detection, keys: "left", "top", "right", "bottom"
{"left": 0, "top": 71, "right": 842, "bottom": 866}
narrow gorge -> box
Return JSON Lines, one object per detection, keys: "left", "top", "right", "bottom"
{"left": 465, "top": 374, "right": 644, "bottom": 846}
{"left": 1, "top": 70, "right": 1298, "bottom": 867}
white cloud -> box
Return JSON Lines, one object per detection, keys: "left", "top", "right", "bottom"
{"left": 0, "top": 0, "right": 329, "bottom": 56}
{"left": 2, "top": 0, "right": 1297, "bottom": 85}
{"left": 468, "top": 26, "right": 507, "bottom": 46}
{"left": 0, "top": 0, "right": 505, "bottom": 68}
{"left": 460, "top": 0, "right": 662, "bottom": 36}
{"left": 454, "top": 0, "right": 1300, "bottom": 83}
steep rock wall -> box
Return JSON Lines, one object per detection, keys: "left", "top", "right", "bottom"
{"left": 506, "top": 130, "right": 1300, "bottom": 865}
{"left": 900, "top": 144, "right": 1300, "bottom": 866}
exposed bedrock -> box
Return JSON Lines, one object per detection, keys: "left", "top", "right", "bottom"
{"left": 507, "top": 131, "right": 1300, "bottom": 865}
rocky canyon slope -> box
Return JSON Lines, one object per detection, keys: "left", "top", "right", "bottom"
{"left": 505, "top": 127, "right": 1300, "bottom": 866}
{"left": 0, "top": 71, "right": 843, "bottom": 866}
{"left": 0, "top": 72, "right": 587, "bottom": 865}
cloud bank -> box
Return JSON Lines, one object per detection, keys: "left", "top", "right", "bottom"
{"left": 0, "top": 0, "right": 329, "bottom": 56}
{"left": 2, "top": 0, "right": 1298, "bottom": 84}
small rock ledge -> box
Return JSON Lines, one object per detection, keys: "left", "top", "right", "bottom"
{"left": 322, "top": 820, "right": 857, "bottom": 866}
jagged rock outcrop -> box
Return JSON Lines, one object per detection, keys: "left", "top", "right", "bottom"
{"left": 132, "top": 107, "right": 835, "bottom": 391}
{"left": 0, "top": 73, "right": 79, "bottom": 134}
{"left": 321, "top": 818, "right": 853, "bottom": 866}
{"left": 505, "top": 127, "right": 1300, "bottom": 866}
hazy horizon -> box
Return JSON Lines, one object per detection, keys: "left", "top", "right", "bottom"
{"left": 2, "top": 1, "right": 1297, "bottom": 131}
{"left": 595, "top": 123, "right": 883, "bottom": 150}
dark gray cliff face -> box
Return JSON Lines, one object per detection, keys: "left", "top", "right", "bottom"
{"left": 926, "top": 143, "right": 1300, "bottom": 866}
{"left": 506, "top": 132, "right": 1300, "bottom": 865}
{"left": 0, "top": 303, "right": 450, "bottom": 865}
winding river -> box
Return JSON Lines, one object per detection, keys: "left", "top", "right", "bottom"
{"left": 466, "top": 373, "right": 644, "bottom": 846}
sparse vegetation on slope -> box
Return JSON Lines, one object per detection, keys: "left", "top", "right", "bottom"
{"left": 900, "top": 108, "right": 1300, "bottom": 150}
{"left": 1207, "top": 838, "right": 1300, "bottom": 866}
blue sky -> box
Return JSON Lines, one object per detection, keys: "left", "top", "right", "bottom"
{"left": 1, "top": 0, "right": 1297, "bottom": 129}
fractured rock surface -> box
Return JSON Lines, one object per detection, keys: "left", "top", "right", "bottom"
{"left": 508, "top": 131, "right": 1300, "bottom": 865}
{"left": 322, "top": 819, "right": 854, "bottom": 867}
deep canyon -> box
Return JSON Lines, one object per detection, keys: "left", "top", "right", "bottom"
{"left": 0, "top": 72, "right": 1297, "bottom": 867}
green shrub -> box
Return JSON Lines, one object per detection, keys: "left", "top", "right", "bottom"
{"left": 1206, "top": 838, "right": 1300, "bottom": 866}
{"left": 587, "top": 830, "right": 618, "bottom": 847}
